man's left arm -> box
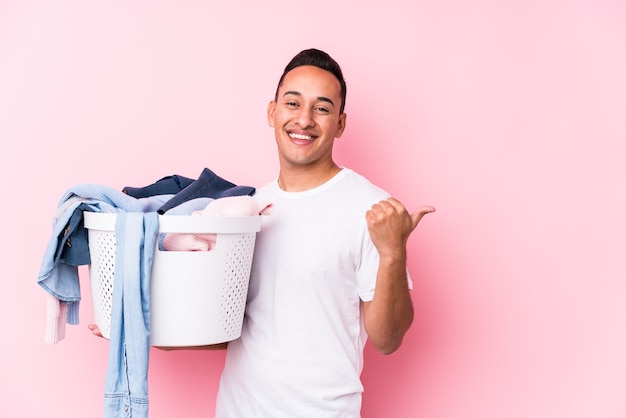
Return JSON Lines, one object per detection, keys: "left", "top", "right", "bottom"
{"left": 363, "top": 198, "right": 434, "bottom": 355}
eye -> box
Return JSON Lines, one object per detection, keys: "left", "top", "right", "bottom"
{"left": 314, "top": 106, "right": 330, "bottom": 114}
{"left": 285, "top": 101, "right": 298, "bottom": 108}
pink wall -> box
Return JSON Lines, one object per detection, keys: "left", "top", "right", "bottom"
{"left": 1, "top": 1, "right": 625, "bottom": 417}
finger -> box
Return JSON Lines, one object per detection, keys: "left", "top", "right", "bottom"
{"left": 370, "top": 199, "right": 393, "bottom": 213}
{"left": 366, "top": 200, "right": 392, "bottom": 221}
{"left": 410, "top": 205, "right": 436, "bottom": 228}
{"left": 88, "top": 324, "right": 103, "bottom": 337}
{"left": 382, "top": 197, "right": 405, "bottom": 212}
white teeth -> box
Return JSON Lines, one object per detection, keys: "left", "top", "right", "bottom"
{"left": 289, "top": 133, "right": 313, "bottom": 141}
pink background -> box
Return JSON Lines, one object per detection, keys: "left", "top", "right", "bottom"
{"left": 1, "top": 1, "right": 625, "bottom": 417}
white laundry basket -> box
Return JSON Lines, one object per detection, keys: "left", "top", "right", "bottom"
{"left": 83, "top": 211, "right": 261, "bottom": 346}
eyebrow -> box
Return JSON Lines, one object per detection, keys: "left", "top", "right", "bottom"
{"left": 282, "top": 91, "right": 335, "bottom": 107}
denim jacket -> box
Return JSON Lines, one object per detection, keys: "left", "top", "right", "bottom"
{"left": 38, "top": 184, "right": 169, "bottom": 418}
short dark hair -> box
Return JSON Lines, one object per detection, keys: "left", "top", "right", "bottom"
{"left": 274, "top": 48, "right": 347, "bottom": 114}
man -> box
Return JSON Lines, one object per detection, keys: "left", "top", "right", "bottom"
{"left": 91, "top": 48, "right": 434, "bottom": 417}
{"left": 214, "top": 48, "right": 434, "bottom": 416}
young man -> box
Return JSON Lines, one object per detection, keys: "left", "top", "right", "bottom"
{"left": 214, "top": 48, "right": 435, "bottom": 416}
{"left": 91, "top": 48, "right": 434, "bottom": 417}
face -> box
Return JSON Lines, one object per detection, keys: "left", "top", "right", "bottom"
{"left": 268, "top": 65, "right": 347, "bottom": 170}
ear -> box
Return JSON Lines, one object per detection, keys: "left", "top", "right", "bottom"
{"left": 267, "top": 100, "right": 277, "bottom": 127}
{"left": 335, "top": 112, "right": 347, "bottom": 138}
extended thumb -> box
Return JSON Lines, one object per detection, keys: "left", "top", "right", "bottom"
{"left": 411, "top": 205, "right": 436, "bottom": 228}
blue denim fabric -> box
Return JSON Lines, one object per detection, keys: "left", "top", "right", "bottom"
{"left": 38, "top": 185, "right": 172, "bottom": 326}
{"left": 38, "top": 185, "right": 171, "bottom": 417}
{"left": 104, "top": 212, "right": 158, "bottom": 418}
{"left": 39, "top": 200, "right": 108, "bottom": 325}
{"left": 57, "top": 205, "right": 91, "bottom": 266}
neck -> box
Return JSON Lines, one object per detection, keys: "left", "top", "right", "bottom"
{"left": 277, "top": 162, "right": 341, "bottom": 192}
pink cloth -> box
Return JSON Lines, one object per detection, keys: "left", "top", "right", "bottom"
{"left": 45, "top": 293, "right": 68, "bottom": 344}
{"left": 162, "top": 196, "right": 272, "bottom": 251}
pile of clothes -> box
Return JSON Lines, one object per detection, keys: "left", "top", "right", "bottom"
{"left": 37, "top": 168, "right": 264, "bottom": 418}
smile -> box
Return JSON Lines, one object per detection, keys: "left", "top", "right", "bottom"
{"left": 289, "top": 132, "right": 314, "bottom": 141}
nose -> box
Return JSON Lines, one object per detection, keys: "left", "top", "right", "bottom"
{"left": 295, "top": 107, "right": 315, "bottom": 129}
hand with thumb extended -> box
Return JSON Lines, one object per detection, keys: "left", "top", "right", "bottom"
{"left": 366, "top": 198, "right": 435, "bottom": 257}
{"left": 410, "top": 205, "right": 436, "bottom": 230}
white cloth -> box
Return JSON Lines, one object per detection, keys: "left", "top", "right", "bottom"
{"left": 216, "top": 168, "right": 408, "bottom": 417}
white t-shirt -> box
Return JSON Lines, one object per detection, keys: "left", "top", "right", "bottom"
{"left": 216, "top": 168, "right": 408, "bottom": 417}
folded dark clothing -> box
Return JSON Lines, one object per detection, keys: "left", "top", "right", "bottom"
{"left": 57, "top": 204, "right": 91, "bottom": 266}
{"left": 123, "top": 175, "right": 195, "bottom": 198}
{"left": 156, "top": 168, "right": 255, "bottom": 214}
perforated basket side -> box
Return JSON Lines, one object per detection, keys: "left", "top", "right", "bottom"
{"left": 87, "top": 228, "right": 116, "bottom": 339}
{"left": 218, "top": 233, "right": 257, "bottom": 341}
